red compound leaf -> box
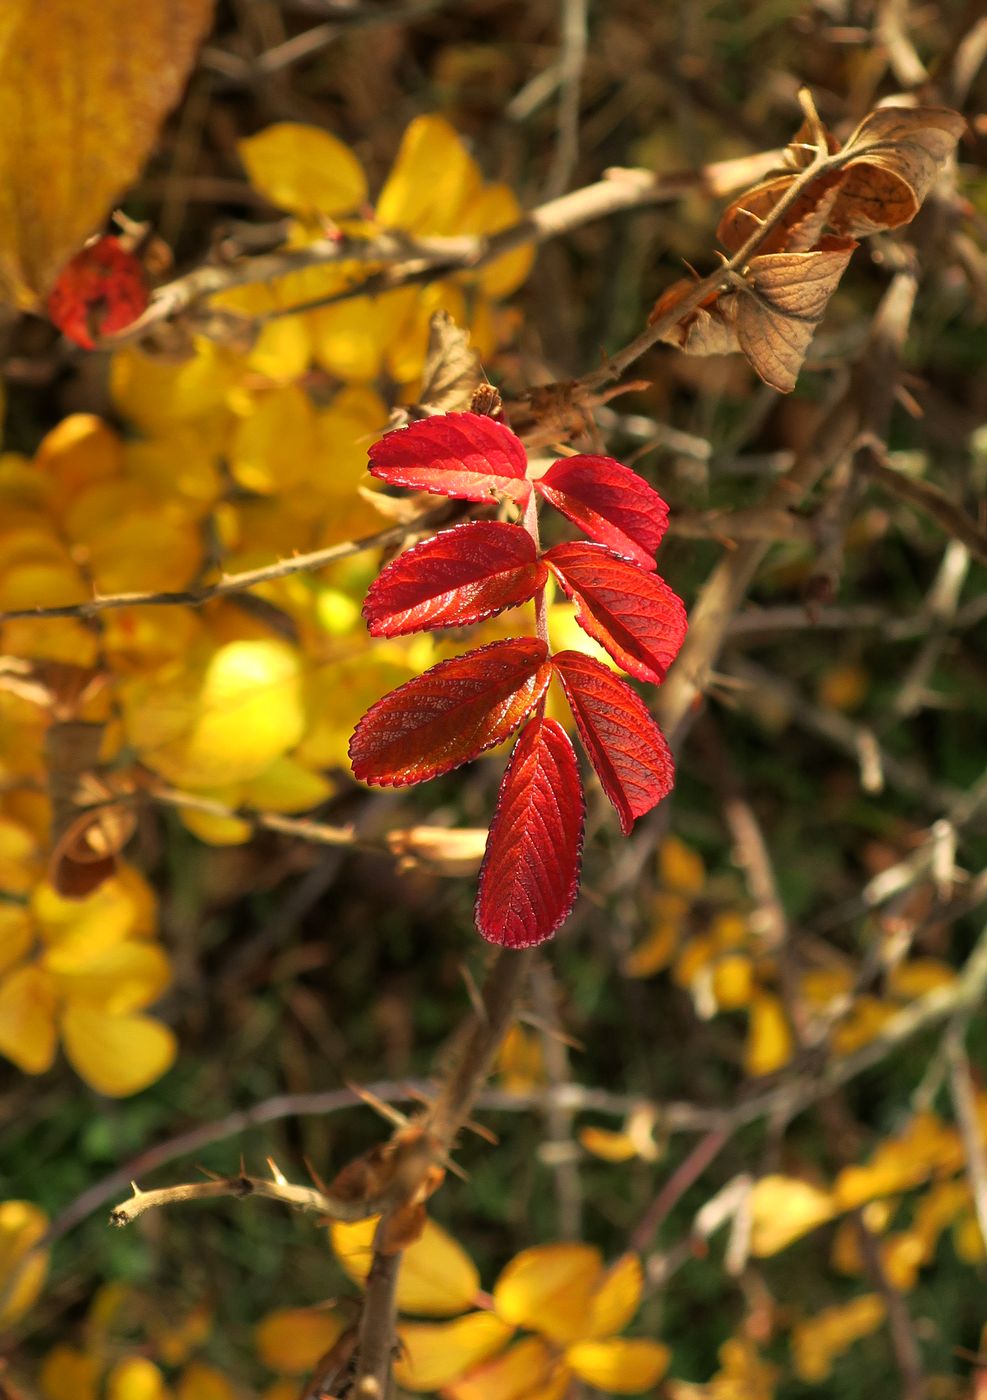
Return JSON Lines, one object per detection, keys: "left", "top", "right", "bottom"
{"left": 368, "top": 411, "right": 531, "bottom": 506}
{"left": 46, "top": 235, "right": 150, "bottom": 349}
{"left": 349, "top": 637, "right": 550, "bottom": 787}
{"left": 544, "top": 541, "right": 687, "bottom": 685}
{"left": 534, "top": 455, "right": 670, "bottom": 571}
{"left": 363, "top": 521, "right": 546, "bottom": 637}
{"left": 553, "top": 650, "right": 674, "bottom": 835}
{"left": 475, "top": 716, "right": 585, "bottom": 948}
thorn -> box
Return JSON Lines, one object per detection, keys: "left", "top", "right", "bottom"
{"left": 346, "top": 1081, "right": 410, "bottom": 1130}
{"left": 459, "top": 961, "right": 487, "bottom": 1023}
{"left": 303, "top": 1154, "right": 329, "bottom": 1194}
{"left": 267, "top": 1155, "right": 289, "bottom": 1185}
{"left": 462, "top": 1117, "right": 498, "bottom": 1145}
{"left": 130, "top": 1181, "right": 143, "bottom": 1196}
{"left": 196, "top": 1164, "right": 224, "bottom": 1181}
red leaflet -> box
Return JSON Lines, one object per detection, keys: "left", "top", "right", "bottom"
{"left": 553, "top": 651, "right": 674, "bottom": 835}
{"left": 349, "top": 637, "right": 550, "bottom": 787}
{"left": 535, "top": 455, "right": 669, "bottom": 570}
{"left": 475, "top": 717, "right": 585, "bottom": 949}
{"left": 544, "top": 541, "right": 687, "bottom": 685}
{"left": 363, "top": 522, "right": 546, "bottom": 637}
{"left": 368, "top": 412, "right": 531, "bottom": 506}
{"left": 47, "top": 236, "right": 150, "bottom": 349}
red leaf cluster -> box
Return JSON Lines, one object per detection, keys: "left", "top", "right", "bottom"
{"left": 351, "top": 413, "right": 687, "bottom": 948}
{"left": 46, "top": 235, "right": 150, "bottom": 348}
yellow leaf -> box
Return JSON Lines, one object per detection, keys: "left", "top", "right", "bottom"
{"left": 493, "top": 1243, "right": 602, "bottom": 1344}
{"left": 712, "top": 953, "right": 755, "bottom": 1010}
{"left": 496, "top": 1023, "right": 545, "bottom": 1094}
{"left": 111, "top": 341, "right": 236, "bottom": 435}
{"left": 586, "top": 1253, "right": 644, "bottom": 1339}
{"left": 255, "top": 1308, "right": 346, "bottom": 1374}
{"left": 831, "top": 995, "right": 897, "bottom": 1054}
{"left": 817, "top": 663, "right": 869, "bottom": 712}
{"left": 658, "top": 835, "right": 706, "bottom": 895}
{"left": 395, "top": 1313, "right": 515, "bottom": 1391}
{"left": 444, "top": 1338, "right": 567, "bottom": 1400}
{"left": 33, "top": 867, "right": 156, "bottom": 956}
{"left": 833, "top": 1112, "right": 963, "bottom": 1209}
{"left": 39, "top": 1346, "right": 99, "bottom": 1400}
{"left": 376, "top": 115, "right": 482, "bottom": 235}
{"left": 579, "top": 1126, "right": 639, "bottom": 1164}
{"left": 239, "top": 123, "right": 366, "bottom": 216}
{"left": 61, "top": 1007, "right": 176, "bottom": 1096}
{"left": 175, "top": 1363, "right": 236, "bottom": 1400}
{"left": 35, "top": 414, "right": 124, "bottom": 498}
{"left": 0, "top": 0, "right": 214, "bottom": 306}
{"left": 0, "top": 964, "right": 58, "bottom": 1073}
{"left": 126, "top": 639, "right": 306, "bottom": 788}
{"left": 0, "top": 1199, "right": 49, "bottom": 1327}
{"left": 229, "top": 384, "right": 318, "bottom": 495}
{"left": 385, "top": 280, "right": 467, "bottom": 386}
{"left": 86, "top": 513, "right": 203, "bottom": 596}
{"left": 45, "top": 940, "right": 172, "bottom": 1014}
{"left": 744, "top": 991, "right": 794, "bottom": 1076}
{"left": 622, "top": 918, "right": 681, "bottom": 979}
{"left": 791, "top": 1294, "right": 885, "bottom": 1383}
{"left": 749, "top": 1175, "right": 835, "bottom": 1256}
{"left": 456, "top": 183, "right": 533, "bottom": 299}
{"left": 310, "top": 293, "right": 389, "bottom": 383}
{"left": 331, "top": 1215, "right": 480, "bottom": 1317}
{"left": 105, "top": 1357, "right": 168, "bottom": 1400}
{"left": 880, "top": 1230, "right": 925, "bottom": 1290}
{"left": 888, "top": 959, "right": 956, "bottom": 999}
{"left": 0, "top": 902, "right": 33, "bottom": 975}
{"left": 953, "top": 1211, "right": 986, "bottom": 1263}
{"left": 568, "top": 1338, "right": 670, "bottom": 1393}
{"left": 241, "top": 758, "right": 333, "bottom": 813}
{"left": 178, "top": 805, "right": 254, "bottom": 848}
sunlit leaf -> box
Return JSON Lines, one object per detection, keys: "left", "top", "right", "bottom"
{"left": 791, "top": 1294, "right": 886, "bottom": 1382}
{"left": 369, "top": 412, "right": 530, "bottom": 505}
{"left": 364, "top": 522, "right": 545, "bottom": 636}
{"left": 744, "top": 990, "right": 794, "bottom": 1076}
{"left": 0, "top": 0, "right": 214, "bottom": 306}
{"left": 350, "top": 638, "right": 550, "bottom": 787}
{"left": 554, "top": 649, "right": 674, "bottom": 833}
{"left": 832, "top": 106, "right": 967, "bottom": 236}
{"left": 44, "top": 940, "right": 172, "bottom": 1014}
{"left": 331, "top": 1215, "right": 480, "bottom": 1316}
{"left": 545, "top": 543, "right": 687, "bottom": 685}
{"left": 535, "top": 456, "right": 669, "bottom": 570}
{"left": 0, "top": 1199, "right": 49, "bottom": 1327}
{"left": 586, "top": 1253, "right": 644, "bottom": 1338}
{"left": 238, "top": 123, "right": 367, "bottom": 216}
{"left": 475, "top": 717, "right": 585, "bottom": 948}
{"left": 749, "top": 1175, "right": 835, "bottom": 1256}
{"left": 444, "top": 1337, "right": 567, "bottom": 1400}
{"left": 105, "top": 1357, "right": 168, "bottom": 1400}
{"left": 568, "top": 1338, "right": 670, "bottom": 1392}
{"left": 255, "top": 1308, "right": 346, "bottom": 1374}
{"left": 395, "top": 1313, "right": 515, "bottom": 1391}
{"left": 60, "top": 1006, "right": 177, "bottom": 1096}
{"left": 0, "top": 964, "right": 58, "bottom": 1073}
{"left": 376, "top": 115, "right": 482, "bottom": 235}
{"left": 493, "top": 1243, "right": 602, "bottom": 1344}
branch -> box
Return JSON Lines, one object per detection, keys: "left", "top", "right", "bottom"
{"left": 859, "top": 447, "right": 987, "bottom": 569}
{"left": 103, "top": 149, "right": 784, "bottom": 345}
{"left": 109, "top": 1167, "right": 388, "bottom": 1228}
{"left": 354, "top": 1224, "right": 401, "bottom": 1399}
{"left": 0, "top": 506, "right": 450, "bottom": 624}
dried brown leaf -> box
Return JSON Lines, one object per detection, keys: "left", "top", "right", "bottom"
{"left": 717, "top": 173, "right": 844, "bottom": 256}
{"left": 418, "top": 310, "right": 483, "bottom": 414}
{"left": 650, "top": 278, "right": 739, "bottom": 356}
{"left": 734, "top": 235, "right": 858, "bottom": 393}
{"left": 829, "top": 106, "right": 966, "bottom": 236}
{"left": 0, "top": 0, "right": 215, "bottom": 306}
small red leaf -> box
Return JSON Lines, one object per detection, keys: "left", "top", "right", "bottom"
{"left": 363, "top": 522, "right": 546, "bottom": 637}
{"left": 475, "top": 716, "right": 585, "bottom": 948}
{"left": 349, "top": 637, "right": 550, "bottom": 787}
{"left": 553, "top": 650, "right": 674, "bottom": 834}
{"left": 368, "top": 412, "right": 531, "bottom": 505}
{"left": 535, "top": 455, "right": 670, "bottom": 570}
{"left": 46, "top": 236, "right": 150, "bottom": 349}
{"left": 544, "top": 541, "right": 687, "bottom": 684}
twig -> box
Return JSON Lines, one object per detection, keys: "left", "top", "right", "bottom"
{"left": 859, "top": 447, "right": 987, "bottom": 569}
{"left": 946, "top": 1032, "right": 987, "bottom": 1251}
{"left": 630, "top": 1128, "right": 729, "bottom": 1253}
{"left": 354, "top": 1225, "right": 401, "bottom": 1399}
{"left": 103, "top": 150, "right": 783, "bottom": 346}
{"left": 856, "top": 1215, "right": 928, "bottom": 1400}
{"left": 0, "top": 507, "right": 450, "bottom": 624}
{"left": 544, "top": 0, "right": 589, "bottom": 199}
{"left": 108, "top": 1168, "right": 384, "bottom": 1227}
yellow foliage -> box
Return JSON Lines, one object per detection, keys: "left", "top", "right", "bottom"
{"left": 496, "top": 1023, "right": 545, "bottom": 1094}
{"left": 578, "top": 1125, "right": 640, "bottom": 1163}
{"left": 238, "top": 122, "right": 367, "bottom": 217}
{"left": 105, "top": 1357, "right": 169, "bottom": 1400}
{"left": 833, "top": 1112, "right": 964, "bottom": 1209}
{"left": 493, "top": 1243, "right": 602, "bottom": 1345}
{"left": 254, "top": 1308, "right": 346, "bottom": 1373}
{"left": 659, "top": 835, "right": 706, "bottom": 894}
{"left": 749, "top": 1175, "right": 836, "bottom": 1255}
{"left": 40, "top": 1346, "right": 100, "bottom": 1400}
{"left": 791, "top": 1294, "right": 886, "bottom": 1382}
{"left": 331, "top": 1214, "right": 480, "bottom": 1316}
{"left": 0, "top": 1199, "right": 49, "bottom": 1326}
{"left": 395, "top": 1312, "right": 515, "bottom": 1391}
{"left": 666, "top": 1337, "right": 779, "bottom": 1400}
{"left": 175, "top": 1363, "right": 236, "bottom": 1400}
{"left": 744, "top": 991, "right": 794, "bottom": 1076}
{"left": 567, "top": 1338, "right": 670, "bottom": 1392}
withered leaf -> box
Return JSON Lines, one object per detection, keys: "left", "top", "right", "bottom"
{"left": 418, "top": 310, "right": 484, "bottom": 413}
{"left": 734, "top": 235, "right": 858, "bottom": 393}
{"left": 830, "top": 106, "right": 967, "bottom": 236}
{"left": 717, "top": 173, "right": 844, "bottom": 256}
{"left": 650, "top": 278, "right": 739, "bottom": 357}
{"left": 0, "top": 0, "right": 215, "bottom": 307}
